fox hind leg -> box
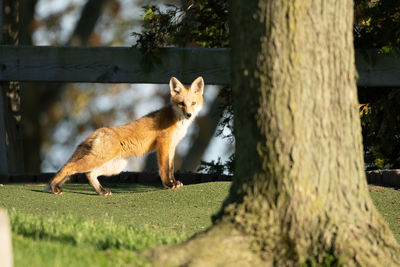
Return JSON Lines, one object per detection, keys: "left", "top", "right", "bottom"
{"left": 87, "top": 171, "right": 111, "bottom": 196}
{"left": 48, "top": 163, "right": 77, "bottom": 194}
{"left": 85, "top": 157, "right": 128, "bottom": 196}
{"left": 47, "top": 154, "right": 104, "bottom": 194}
{"left": 45, "top": 127, "right": 122, "bottom": 195}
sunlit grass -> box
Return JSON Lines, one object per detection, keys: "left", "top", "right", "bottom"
{"left": 0, "top": 182, "right": 399, "bottom": 266}
{"left": 369, "top": 185, "right": 400, "bottom": 242}
{"left": 0, "top": 182, "right": 230, "bottom": 266}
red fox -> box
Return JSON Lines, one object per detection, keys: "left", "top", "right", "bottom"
{"left": 44, "top": 76, "right": 204, "bottom": 195}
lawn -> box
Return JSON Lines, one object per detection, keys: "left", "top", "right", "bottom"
{"left": 368, "top": 185, "right": 400, "bottom": 243}
{"left": 0, "top": 182, "right": 230, "bottom": 266}
{"left": 0, "top": 182, "right": 399, "bottom": 266}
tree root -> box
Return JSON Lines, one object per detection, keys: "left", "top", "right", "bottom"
{"left": 146, "top": 216, "right": 400, "bottom": 267}
{"left": 146, "top": 223, "right": 264, "bottom": 267}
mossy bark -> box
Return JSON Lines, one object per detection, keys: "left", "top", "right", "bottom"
{"left": 148, "top": 1, "right": 400, "bottom": 266}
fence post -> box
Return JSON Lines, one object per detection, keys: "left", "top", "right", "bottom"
{"left": 0, "top": 0, "right": 24, "bottom": 174}
{"left": 0, "top": 0, "right": 6, "bottom": 174}
{"left": 0, "top": 209, "right": 13, "bottom": 267}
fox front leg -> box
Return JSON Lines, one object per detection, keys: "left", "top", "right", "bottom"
{"left": 157, "top": 142, "right": 182, "bottom": 189}
{"left": 168, "top": 147, "right": 183, "bottom": 189}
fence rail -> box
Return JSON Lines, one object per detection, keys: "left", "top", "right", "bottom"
{"left": 355, "top": 49, "right": 400, "bottom": 87}
{"left": 0, "top": 46, "right": 230, "bottom": 85}
{"left": 1, "top": 46, "right": 400, "bottom": 86}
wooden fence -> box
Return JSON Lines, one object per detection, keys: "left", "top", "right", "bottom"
{"left": 1, "top": 45, "right": 400, "bottom": 173}
{"left": 1, "top": 46, "right": 400, "bottom": 86}
{"left": 0, "top": 46, "right": 230, "bottom": 85}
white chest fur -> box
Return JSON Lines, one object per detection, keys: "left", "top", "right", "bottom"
{"left": 171, "top": 104, "right": 200, "bottom": 148}
{"left": 171, "top": 118, "right": 193, "bottom": 149}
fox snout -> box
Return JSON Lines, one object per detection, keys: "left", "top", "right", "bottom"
{"left": 183, "top": 111, "right": 192, "bottom": 119}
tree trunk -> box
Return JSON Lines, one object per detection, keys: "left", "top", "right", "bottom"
{"left": 67, "top": 0, "right": 110, "bottom": 46}
{"left": 20, "top": 0, "right": 111, "bottom": 172}
{"left": 148, "top": 0, "right": 400, "bottom": 266}
{"left": 0, "top": 0, "right": 24, "bottom": 173}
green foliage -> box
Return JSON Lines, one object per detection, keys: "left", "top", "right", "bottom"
{"left": 133, "top": 1, "right": 229, "bottom": 52}
{"left": 197, "top": 155, "right": 234, "bottom": 175}
{"left": 353, "top": 1, "right": 400, "bottom": 169}
{"left": 216, "top": 85, "right": 234, "bottom": 141}
{"left": 132, "top": 5, "right": 180, "bottom": 52}
{"left": 354, "top": 0, "right": 400, "bottom": 50}
{"left": 360, "top": 89, "right": 400, "bottom": 169}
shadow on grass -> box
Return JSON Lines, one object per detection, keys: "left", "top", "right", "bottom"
{"left": 29, "top": 188, "right": 96, "bottom": 196}
{"left": 30, "top": 183, "right": 164, "bottom": 195}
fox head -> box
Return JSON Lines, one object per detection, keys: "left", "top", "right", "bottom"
{"left": 170, "top": 76, "right": 204, "bottom": 120}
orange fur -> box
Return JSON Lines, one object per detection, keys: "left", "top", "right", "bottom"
{"left": 44, "top": 77, "right": 204, "bottom": 195}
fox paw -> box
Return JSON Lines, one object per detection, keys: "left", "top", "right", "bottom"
{"left": 51, "top": 186, "right": 63, "bottom": 195}
{"left": 171, "top": 180, "right": 183, "bottom": 189}
{"left": 98, "top": 188, "right": 112, "bottom": 196}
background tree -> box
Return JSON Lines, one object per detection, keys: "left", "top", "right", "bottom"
{"left": 0, "top": 0, "right": 24, "bottom": 173}
{"left": 137, "top": 0, "right": 400, "bottom": 172}
{"left": 20, "top": 0, "right": 117, "bottom": 172}
{"left": 354, "top": 0, "right": 400, "bottom": 50}
{"left": 17, "top": 0, "right": 400, "bottom": 173}
{"left": 18, "top": 0, "right": 228, "bottom": 173}
{"left": 360, "top": 90, "right": 400, "bottom": 169}
{"left": 148, "top": 0, "right": 400, "bottom": 265}
{"left": 354, "top": 0, "right": 400, "bottom": 169}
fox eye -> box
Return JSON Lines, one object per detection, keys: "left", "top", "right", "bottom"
{"left": 192, "top": 102, "right": 196, "bottom": 106}
{"left": 178, "top": 101, "right": 185, "bottom": 106}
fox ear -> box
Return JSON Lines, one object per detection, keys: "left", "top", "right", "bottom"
{"left": 191, "top": 76, "right": 204, "bottom": 95}
{"left": 170, "top": 77, "right": 185, "bottom": 96}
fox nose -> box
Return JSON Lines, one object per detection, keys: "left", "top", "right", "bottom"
{"left": 185, "top": 112, "right": 192, "bottom": 119}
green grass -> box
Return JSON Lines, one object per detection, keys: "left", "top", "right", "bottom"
{"left": 13, "top": 235, "right": 148, "bottom": 267}
{"left": 0, "top": 182, "right": 231, "bottom": 267}
{"left": 0, "top": 182, "right": 229, "bottom": 236}
{"left": 368, "top": 185, "right": 400, "bottom": 242}
{"left": 0, "top": 182, "right": 399, "bottom": 266}
{"left": 10, "top": 211, "right": 184, "bottom": 266}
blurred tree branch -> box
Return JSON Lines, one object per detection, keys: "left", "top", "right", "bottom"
{"left": 20, "top": 0, "right": 113, "bottom": 172}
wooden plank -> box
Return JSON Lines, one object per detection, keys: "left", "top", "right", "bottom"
{"left": 356, "top": 49, "right": 400, "bottom": 87}
{"left": 0, "top": 45, "right": 230, "bottom": 85}
{"left": 1, "top": 46, "right": 400, "bottom": 86}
